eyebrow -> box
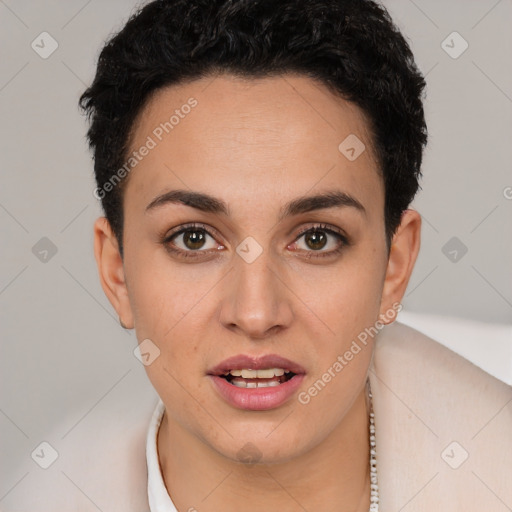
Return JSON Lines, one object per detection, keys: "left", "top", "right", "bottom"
{"left": 145, "top": 188, "right": 366, "bottom": 220}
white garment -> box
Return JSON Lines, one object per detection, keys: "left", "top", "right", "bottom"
{"left": 4, "top": 321, "right": 511, "bottom": 511}
{"left": 146, "top": 397, "right": 177, "bottom": 511}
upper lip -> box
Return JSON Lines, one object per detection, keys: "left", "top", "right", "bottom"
{"left": 207, "top": 354, "right": 306, "bottom": 376}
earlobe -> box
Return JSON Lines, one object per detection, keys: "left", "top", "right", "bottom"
{"left": 93, "top": 217, "right": 134, "bottom": 329}
{"left": 379, "top": 209, "right": 421, "bottom": 324}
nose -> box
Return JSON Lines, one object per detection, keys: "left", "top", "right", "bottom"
{"left": 217, "top": 247, "right": 294, "bottom": 340}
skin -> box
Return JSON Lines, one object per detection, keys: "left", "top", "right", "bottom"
{"left": 94, "top": 73, "right": 421, "bottom": 511}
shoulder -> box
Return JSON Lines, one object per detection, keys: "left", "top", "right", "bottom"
{"left": 374, "top": 319, "right": 512, "bottom": 404}
{"left": 4, "top": 376, "right": 159, "bottom": 512}
{"left": 371, "top": 320, "right": 512, "bottom": 511}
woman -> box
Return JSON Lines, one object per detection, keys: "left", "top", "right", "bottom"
{"left": 74, "top": 0, "right": 512, "bottom": 510}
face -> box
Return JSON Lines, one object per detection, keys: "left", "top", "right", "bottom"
{"left": 95, "top": 73, "right": 417, "bottom": 464}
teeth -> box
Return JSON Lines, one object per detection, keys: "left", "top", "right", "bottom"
{"left": 227, "top": 368, "right": 287, "bottom": 378}
{"left": 231, "top": 380, "right": 281, "bottom": 388}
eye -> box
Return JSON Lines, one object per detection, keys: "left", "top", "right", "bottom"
{"left": 162, "top": 222, "right": 349, "bottom": 261}
{"left": 290, "top": 223, "right": 349, "bottom": 258}
{"left": 162, "top": 223, "right": 224, "bottom": 259}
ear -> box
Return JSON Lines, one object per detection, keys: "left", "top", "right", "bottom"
{"left": 93, "top": 217, "right": 134, "bottom": 329}
{"left": 379, "top": 209, "right": 421, "bottom": 324}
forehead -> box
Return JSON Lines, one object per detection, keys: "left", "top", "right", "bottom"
{"left": 124, "top": 73, "right": 383, "bottom": 220}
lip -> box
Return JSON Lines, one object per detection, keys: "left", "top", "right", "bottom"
{"left": 207, "top": 353, "right": 306, "bottom": 376}
{"left": 207, "top": 353, "right": 306, "bottom": 411}
{"left": 208, "top": 373, "right": 306, "bottom": 411}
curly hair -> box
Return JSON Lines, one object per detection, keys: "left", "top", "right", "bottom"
{"left": 79, "top": 0, "right": 427, "bottom": 257}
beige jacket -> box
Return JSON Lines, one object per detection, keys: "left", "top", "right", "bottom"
{"left": 4, "top": 321, "right": 512, "bottom": 511}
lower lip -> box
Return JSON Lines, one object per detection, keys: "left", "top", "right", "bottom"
{"left": 208, "top": 374, "right": 305, "bottom": 411}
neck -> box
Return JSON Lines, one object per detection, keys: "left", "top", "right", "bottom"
{"left": 157, "top": 385, "right": 371, "bottom": 512}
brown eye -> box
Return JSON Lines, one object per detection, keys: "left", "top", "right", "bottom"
{"left": 303, "top": 230, "right": 328, "bottom": 251}
{"left": 163, "top": 223, "right": 221, "bottom": 258}
{"left": 291, "top": 224, "right": 349, "bottom": 259}
{"left": 181, "top": 229, "right": 208, "bottom": 250}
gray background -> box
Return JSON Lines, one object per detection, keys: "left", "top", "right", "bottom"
{"left": 1, "top": 0, "right": 511, "bottom": 507}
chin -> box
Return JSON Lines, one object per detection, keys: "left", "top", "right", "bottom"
{"left": 211, "top": 429, "right": 310, "bottom": 466}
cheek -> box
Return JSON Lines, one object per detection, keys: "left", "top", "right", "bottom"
{"left": 294, "top": 252, "right": 384, "bottom": 344}
{"left": 293, "top": 259, "right": 381, "bottom": 430}
{"left": 129, "top": 267, "right": 207, "bottom": 419}
{"left": 124, "top": 248, "right": 212, "bottom": 381}
{"left": 125, "top": 242, "right": 208, "bottom": 337}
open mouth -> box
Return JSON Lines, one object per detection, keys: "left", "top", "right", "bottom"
{"left": 220, "top": 368, "right": 297, "bottom": 388}
{"left": 208, "top": 360, "right": 306, "bottom": 410}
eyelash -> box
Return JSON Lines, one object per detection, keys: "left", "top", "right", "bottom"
{"left": 162, "top": 222, "right": 349, "bottom": 260}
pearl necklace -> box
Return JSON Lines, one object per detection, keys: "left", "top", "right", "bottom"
{"left": 367, "top": 378, "right": 379, "bottom": 511}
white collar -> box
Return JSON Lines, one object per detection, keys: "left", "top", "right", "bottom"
{"left": 146, "top": 398, "right": 178, "bottom": 512}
